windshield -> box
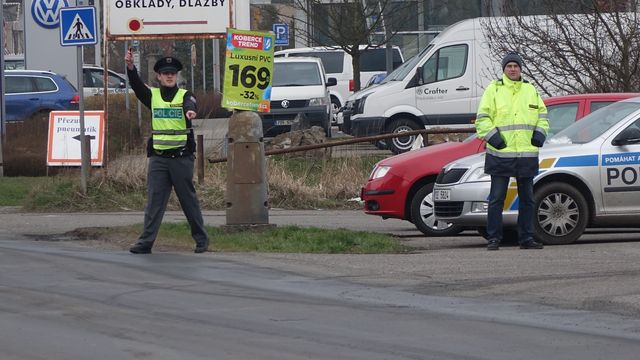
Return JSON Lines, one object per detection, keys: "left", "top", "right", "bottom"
{"left": 382, "top": 45, "right": 433, "bottom": 82}
{"left": 549, "top": 101, "right": 640, "bottom": 145}
{"left": 273, "top": 62, "right": 323, "bottom": 86}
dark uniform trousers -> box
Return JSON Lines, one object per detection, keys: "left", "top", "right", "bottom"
{"left": 137, "top": 154, "right": 208, "bottom": 247}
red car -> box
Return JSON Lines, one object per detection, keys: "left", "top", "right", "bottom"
{"left": 361, "top": 93, "right": 640, "bottom": 236}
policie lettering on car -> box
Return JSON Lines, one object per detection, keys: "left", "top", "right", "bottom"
{"left": 604, "top": 152, "right": 640, "bottom": 191}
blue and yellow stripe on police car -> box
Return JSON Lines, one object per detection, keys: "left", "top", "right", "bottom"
{"left": 504, "top": 157, "right": 557, "bottom": 210}
{"left": 503, "top": 154, "right": 600, "bottom": 210}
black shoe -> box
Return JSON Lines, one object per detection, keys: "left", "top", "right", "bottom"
{"left": 194, "top": 240, "right": 209, "bottom": 254}
{"left": 129, "top": 243, "right": 152, "bottom": 254}
{"left": 487, "top": 239, "right": 500, "bottom": 251}
{"left": 520, "top": 240, "right": 544, "bottom": 249}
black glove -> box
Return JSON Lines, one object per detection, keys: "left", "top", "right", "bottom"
{"left": 487, "top": 131, "right": 507, "bottom": 150}
{"left": 531, "top": 131, "right": 546, "bottom": 147}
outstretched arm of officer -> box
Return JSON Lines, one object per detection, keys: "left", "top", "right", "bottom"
{"left": 124, "top": 50, "right": 151, "bottom": 108}
{"left": 183, "top": 92, "right": 198, "bottom": 120}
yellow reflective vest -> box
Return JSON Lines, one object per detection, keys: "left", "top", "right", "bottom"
{"left": 150, "top": 88, "right": 190, "bottom": 151}
{"left": 476, "top": 75, "right": 549, "bottom": 159}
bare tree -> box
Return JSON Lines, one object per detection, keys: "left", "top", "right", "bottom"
{"left": 266, "top": 0, "right": 420, "bottom": 91}
{"left": 483, "top": 0, "right": 640, "bottom": 96}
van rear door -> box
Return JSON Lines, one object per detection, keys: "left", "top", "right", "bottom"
{"left": 415, "top": 42, "right": 474, "bottom": 126}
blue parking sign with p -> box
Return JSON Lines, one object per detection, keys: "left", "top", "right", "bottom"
{"left": 273, "top": 23, "right": 289, "bottom": 47}
{"left": 60, "top": 7, "right": 97, "bottom": 46}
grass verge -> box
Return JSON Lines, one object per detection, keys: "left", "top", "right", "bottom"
{"left": 2, "top": 155, "right": 382, "bottom": 211}
{"left": 70, "top": 222, "right": 409, "bottom": 254}
{"left": 0, "top": 177, "right": 51, "bottom": 206}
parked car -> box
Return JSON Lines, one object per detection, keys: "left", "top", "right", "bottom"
{"left": 4, "top": 54, "right": 25, "bottom": 70}
{"left": 83, "top": 65, "right": 130, "bottom": 97}
{"left": 2, "top": 55, "right": 129, "bottom": 97}
{"left": 4, "top": 70, "right": 79, "bottom": 122}
{"left": 259, "top": 57, "right": 336, "bottom": 137}
{"left": 433, "top": 96, "right": 640, "bottom": 245}
{"left": 275, "top": 46, "right": 404, "bottom": 123}
{"left": 361, "top": 93, "right": 640, "bottom": 236}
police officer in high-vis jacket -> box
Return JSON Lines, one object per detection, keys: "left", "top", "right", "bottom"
{"left": 125, "top": 51, "right": 209, "bottom": 254}
{"left": 475, "top": 52, "right": 549, "bottom": 251}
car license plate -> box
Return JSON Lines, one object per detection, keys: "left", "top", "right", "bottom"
{"left": 433, "top": 189, "right": 450, "bottom": 201}
{"left": 275, "top": 120, "right": 293, "bottom": 126}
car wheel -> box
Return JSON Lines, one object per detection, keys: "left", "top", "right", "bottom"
{"left": 410, "top": 182, "right": 464, "bottom": 236}
{"left": 386, "top": 118, "right": 422, "bottom": 154}
{"left": 534, "top": 182, "right": 588, "bottom": 245}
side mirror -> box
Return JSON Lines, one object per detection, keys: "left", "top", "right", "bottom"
{"left": 612, "top": 127, "right": 640, "bottom": 146}
{"left": 326, "top": 77, "right": 337, "bottom": 87}
{"left": 119, "top": 81, "right": 127, "bottom": 88}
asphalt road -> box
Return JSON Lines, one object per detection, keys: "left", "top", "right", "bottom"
{"left": 3, "top": 209, "right": 640, "bottom": 359}
{"left": 3, "top": 238, "right": 640, "bottom": 360}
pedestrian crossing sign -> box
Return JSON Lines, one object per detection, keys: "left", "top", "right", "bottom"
{"left": 60, "top": 7, "right": 97, "bottom": 46}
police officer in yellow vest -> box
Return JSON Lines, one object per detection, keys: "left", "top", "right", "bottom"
{"left": 125, "top": 51, "right": 209, "bottom": 254}
{"left": 475, "top": 52, "right": 549, "bottom": 251}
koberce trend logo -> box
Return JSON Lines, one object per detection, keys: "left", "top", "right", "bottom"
{"left": 31, "top": 0, "right": 69, "bottom": 29}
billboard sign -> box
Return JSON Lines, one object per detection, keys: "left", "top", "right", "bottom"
{"left": 47, "top": 111, "right": 105, "bottom": 166}
{"left": 106, "top": 0, "right": 231, "bottom": 36}
{"left": 221, "top": 29, "right": 274, "bottom": 112}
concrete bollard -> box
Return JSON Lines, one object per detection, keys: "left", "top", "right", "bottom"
{"left": 225, "top": 111, "right": 270, "bottom": 226}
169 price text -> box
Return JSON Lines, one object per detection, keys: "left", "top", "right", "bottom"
{"left": 228, "top": 64, "right": 270, "bottom": 90}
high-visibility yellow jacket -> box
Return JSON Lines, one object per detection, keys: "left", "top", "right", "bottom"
{"left": 150, "top": 88, "right": 190, "bottom": 151}
{"left": 475, "top": 74, "right": 549, "bottom": 176}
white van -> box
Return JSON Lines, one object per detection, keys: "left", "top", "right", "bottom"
{"left": 259, "top": 57, "right": 336, "bottom": 137}
{"left": 342, "top": 18, "right": 503, "bottom": 154}
{"left": 275, "top": 46, "right": 404, "bottom": 122}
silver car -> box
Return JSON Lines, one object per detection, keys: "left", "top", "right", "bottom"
{"left": 433, "top": 97, "right": 640, "bottom": 245}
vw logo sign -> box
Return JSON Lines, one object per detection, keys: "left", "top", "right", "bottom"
{"left": 281, "top": 99, "right": 290, "bottom": 108}
{"left": 31, "top": 0, "right": 69, "bottom": 29}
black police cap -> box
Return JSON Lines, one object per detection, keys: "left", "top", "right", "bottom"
{"left": 154, "top": 57, "right": 183, "bottom": 73}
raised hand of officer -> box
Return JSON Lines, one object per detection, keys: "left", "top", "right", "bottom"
{"left": 125, "top": 48, "right": 134, "bottom": 71}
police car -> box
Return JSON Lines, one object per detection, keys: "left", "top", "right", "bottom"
{"left": 433, "top": 97, "right": 640, "bottom": 245}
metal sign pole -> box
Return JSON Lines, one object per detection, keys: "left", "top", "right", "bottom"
{"left": 190, "top": 43, "right": 196, "bottom": 91}
{"left": 124, "top": 40, "right": 130, "bottom": 110}
{"left": 77, "top": 47, "right": 89, "bottom": 194}
{"left": 202, "top": 38, "right": 206, "bottom": 92}
{"left": 60, "top": 5, "right": 97, "bottom": 193}
{"left": 0, "top": 3, "right": 5, "bottom": 177}
{"left": 131, "top": 41, "right": 142, "bottom": 128}
{"left": 212, "top": 39, "right": 220, "bottom": 92}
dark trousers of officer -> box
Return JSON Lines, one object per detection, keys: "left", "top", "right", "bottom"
{"left": 136, "top": 155, "right": 208, "bottom": 248}
{"left": 487, "top": 175, "right": 535, "bottom": 244}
